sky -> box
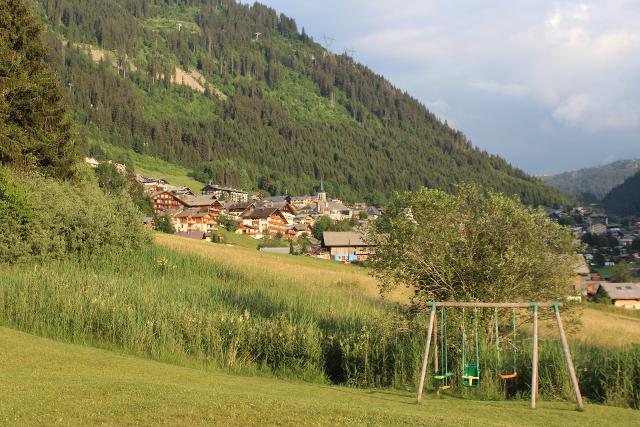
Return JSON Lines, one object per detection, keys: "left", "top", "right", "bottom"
{"left": 251, "top": 0, "right": 640, "bottom": 175}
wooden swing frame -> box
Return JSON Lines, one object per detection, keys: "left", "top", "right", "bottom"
{"left": 415, "top": 302, "right": 584, "bottom": 411}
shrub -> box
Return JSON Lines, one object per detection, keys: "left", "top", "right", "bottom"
{"left": 0, "top": 166, "right": 148, "bottom": 263}
{"left": 154, "top": 212, "right": 175, "bottom": 234}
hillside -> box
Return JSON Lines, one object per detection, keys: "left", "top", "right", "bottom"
{"left": 542, "top": 159, "right": 640, "bottom": 200}
{"left": 6, "top": 327, "right": 639, "bottom": 426}
{"left": 35, "top": 0, "right": 564, "bottom": 205}
{"left": 602, "top": 170, "right": 640, "bottom": 216}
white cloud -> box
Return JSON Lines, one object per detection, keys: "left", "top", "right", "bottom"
{"left": 552, "top": 94, "right": 589, "bottom": 125}
{"left": 260, "top": 0, "right": 640, "bottom": 171}
{"left": 471, "top": 81, "right": 528, "bottom": 97}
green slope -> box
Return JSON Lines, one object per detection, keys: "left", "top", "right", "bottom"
{"left": 2, "top": 327, "right": 638, "bottom": 426}
{"left": 37, "top": 0, "right": 565, "bottom": 205}
{"left": 602, "top": 170, "right": 640, "bottom": 216}
{"left": 542, "top": 159, "right": 640, "bottom": 200}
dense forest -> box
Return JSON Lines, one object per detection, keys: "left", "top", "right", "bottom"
{"left": 603, "top": 170, "right": 640, "bottom": 216}
{"left": 34, "top": 0, "right": 565, "bottom": 205}
{"left": 542, "top": 159, "right": 640, "bottom": 201}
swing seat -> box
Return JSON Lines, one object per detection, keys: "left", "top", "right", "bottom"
{"left": 437, "top": 385, "right": 451, "bottom": 391}
{"left": 433, "top": 372, "right": 454, "bottom": 380}
{"left": 462, "top": 364, "right": 480, "bottom": 387}
{"left": 497, "top": 371, "right": 518, "bottom": 380}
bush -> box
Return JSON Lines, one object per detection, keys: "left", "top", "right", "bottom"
{"left": 218, "top": 215, "right": 239, "bottom": 232}
{"left": 0, "top": 166, "right": 148, "bottom": 263}
{"left": 154, "top": 212, "right": 175, "bottom": 234}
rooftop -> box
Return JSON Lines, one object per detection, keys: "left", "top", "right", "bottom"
{"left": 599, "top": 282, "right": 640, "bottom": 300}
{"left": 322, "top": 231, "right": 369, "bottom": 247}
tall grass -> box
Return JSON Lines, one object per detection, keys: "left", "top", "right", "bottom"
{"left": 0, "top": 245, "right": 422, "bottom": 387}
{"left": 0, "top": 244, "right": 638, "bottom": 409}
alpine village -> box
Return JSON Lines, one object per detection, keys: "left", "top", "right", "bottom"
{"left": 1, "top": 0, "right": 639, "bottom": 426}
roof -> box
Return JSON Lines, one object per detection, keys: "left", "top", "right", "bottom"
{"left": 322, "top": 231, "right": 369, "bottom": 247}
{"left": 259, "top": 247, "right": 291, "bottom": 255}
{"left": 264, "top": 196, "right": 290, "bottom": 203}
{"left": 226, "top": 201, "right": 254, "bottom": 211}
{"left": 287, "top": 224, "right": 310, "bottom": 232}
{"left": 598, "top": 282, "right": 640, "bottom": 300}
{"left": 328, "top": 200, "right": 349, "bottom": 212}
{"left": 201, "top": 184, "right": 249, "bottom": 194}
{"left": 176, "top": 194, "right": 219, "bottom": 207}
{"left": 242, "top": 207, "right": 282, "bottom": 220}
{"left": 573, "top": 255, "right": 590, "bottom": 276}
{"left": 175, "top": 208, "right": 211, "bottom": 219}
{"left": 366, "top": 206, "right": 382, "bottom": 216}
{"left": 257, "top": 200, "right": 296, "bottom": 214}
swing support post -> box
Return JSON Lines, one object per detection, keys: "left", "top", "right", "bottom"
{"left": 530, "top": 302, "right": 539, "bottom": 409}
{"left": 416, "top": 302, "right": 436, "bottom": 403}
{"left": 553, "top": 303, "right": 584, "bottom": 411}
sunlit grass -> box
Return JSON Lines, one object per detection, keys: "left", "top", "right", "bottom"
{"left": 5, "top": 327, "right": 639, "bottom": 426}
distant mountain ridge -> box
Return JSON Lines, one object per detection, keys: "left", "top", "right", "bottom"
{"left": 542, "top": 159, "right": 640, "bottom": 200}
{"left": 603, "top": 170, "right": 640, "bottom": 216}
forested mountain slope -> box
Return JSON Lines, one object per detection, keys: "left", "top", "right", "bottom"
{"left": 36, "top": 0, "right": 564, "bottom": 205}
{"left": 603, "top": 170, "right": 640, "bottom": 216}
{"left": 542, "top": 160, "right": 640, "bottom": 200}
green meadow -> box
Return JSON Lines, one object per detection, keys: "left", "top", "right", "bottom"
{"left": 3, "top": 327, "right": 639, "bottom": 426}
{"left": 0, "top": 235, "right": 638, "bottom": 421}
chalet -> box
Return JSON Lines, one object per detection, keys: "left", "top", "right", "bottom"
{"left": 257, "top": 199, "right": 296, "bottom": 223}
{"left": 365, "top": 206, "right": 382, "bottom": 220}
{"left": 238, "top": 207, "right": 289, "bottom": 239}
{"left": 589, "top": 223, "right": 608, "bottom": 236}
{"left": 142, "top": 216, "right": 155, "bottom": 229}
{"left": 597, "top": 283, "right": 640, "bottom": 309}
{"left": 290, "top": 195, "right": 316, "bottom": 209}
{"left": 201, "top": 183, "right": 250, "bottom": 203}
{"left": 166, "top": 186, "right": 194, "bottom": 196}
{"left": 322, "top": 231, "right": 373, "bottom": 262}
{"left": 173, "top": 208, "right": 217, "bottom": 233}
{"left": 136, "top": 175, "right": 169, "bottom": 192}
{"left": 224, "top": 201, "right": 255, "bottom": 219}
{"left": 151, "top": 191, "right": 184, "bottom": 214}
{"left": 285, "top": 223, "right": 313, "bottom": 239}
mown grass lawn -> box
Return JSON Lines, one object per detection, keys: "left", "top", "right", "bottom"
{"left": 1, "top": 327, "right": 637, "bottom": 426}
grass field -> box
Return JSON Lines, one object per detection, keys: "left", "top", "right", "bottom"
{"left": 96, "top": 141, "right": 203, "bottom": 189}
{"left": 155, "top": 233, "right": 412, "bottom": 304}
{"left": 2, "top": 327, "right": 638, "bottom": 426}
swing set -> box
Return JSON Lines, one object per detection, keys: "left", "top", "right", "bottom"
{"left": 418, "top": 301, "right": 584, "bottom": 411}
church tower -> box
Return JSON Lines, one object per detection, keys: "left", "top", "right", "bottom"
{"left": 317, "top": 178, "right": 328, "bottom": 215}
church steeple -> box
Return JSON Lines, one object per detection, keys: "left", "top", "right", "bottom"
{"left": 317, "top": 177, "right": 328, "bottom": 215}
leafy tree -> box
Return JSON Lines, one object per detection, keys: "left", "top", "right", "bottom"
{"left": 313, "top": 216, "right": 333, "bottom": 241}
{"left": 368, "top": 184, "right": 578, "bottom": 309}
{"left": 0, "top": 0, "right": 76, "bottom": 177}
{"left": 632, "top": 238, "right": 640, "bottom": 252}
{"left": 613, "top": 263, "right": 633, "bottom": 283}
{"left": 95, "top": 162, "right": 128, "bottom": 193}
{"left": 218, "top": 215, "right": 239, "bottom": 232}
{"left": 592, "top": 286, "right": 611, "bottom": 305}
{"left": 154, "top": 212, "right": 175, "bottom": 234}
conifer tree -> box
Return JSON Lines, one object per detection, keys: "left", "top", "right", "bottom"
{"left": 0, "top": 0, "right": 76, "bottom": 177}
